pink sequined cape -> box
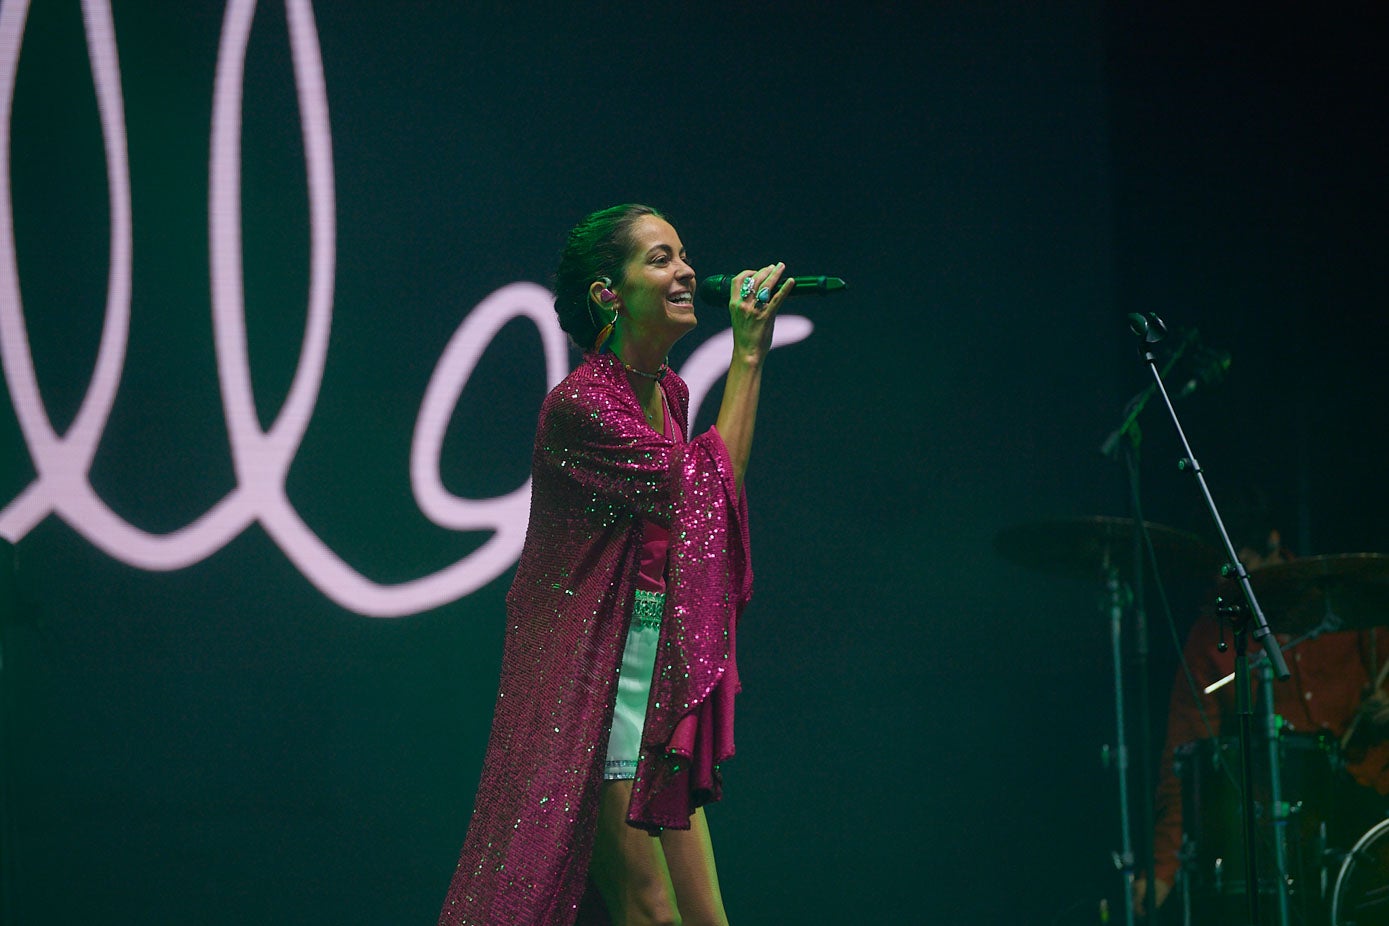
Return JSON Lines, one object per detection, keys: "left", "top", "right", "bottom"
{"left": 438, "top": 350, "right": 753, "bottom": 926}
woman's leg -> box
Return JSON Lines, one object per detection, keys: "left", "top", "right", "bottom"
{"left": 659, "top": 806, "right": 729, "bottom": 926}
{"left": 589, "top": 779, "right": 680, "bottom": 926}
{"left": 589, "top": 782, "right": 731, "bottom": 926}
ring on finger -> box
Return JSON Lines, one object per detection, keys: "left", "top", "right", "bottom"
{"left": 756, "top": 286, "right": 772, "bottom": 304}
{"left": 739, "top": 276, "right": 756, "bottom": 299}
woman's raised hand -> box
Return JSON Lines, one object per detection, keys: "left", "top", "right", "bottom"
{"left": 727, "top": 262, "right": 795, "bottom": 360}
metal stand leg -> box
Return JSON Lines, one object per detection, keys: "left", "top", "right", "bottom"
{"left": 1107, "top": 562, "right": 1137, "bottom": 926}
{"left": 1260, "top": 662, "right": 1293, "bottom": 926}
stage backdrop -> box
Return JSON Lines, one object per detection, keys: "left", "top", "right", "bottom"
{"left": 2, "top": 2, "right": 1385, "bottom": 923}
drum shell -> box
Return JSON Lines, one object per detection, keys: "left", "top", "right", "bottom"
{"left": 1175, "top": 732, "right": 1343, "bottom": 921}
{"left": 1330, "top": 817, "right": 1389, "bottom": 926}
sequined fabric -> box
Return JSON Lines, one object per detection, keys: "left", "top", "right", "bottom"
{"left": 438, "top": 350, "right": 752, "bottom": 926}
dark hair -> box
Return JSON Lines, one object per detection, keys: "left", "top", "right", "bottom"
{"left": 553, "top": 204, "right": 663, "bottom": 350}
{"left": 1189, "top": 482, "right": 1285, "bottom": 555}
{"left": 1222, "top": 484, "right": 1283, "bottom": 555}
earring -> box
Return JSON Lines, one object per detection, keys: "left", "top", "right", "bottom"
{"left": 591, "top": 277, "right": 615, "bottom": 350}
{"left": 592, "top": 318, "right": 615, "bottom": 351}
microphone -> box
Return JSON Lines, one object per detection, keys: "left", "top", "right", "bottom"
{"left": 1126, "top": 311, "right": 1168, "bottom": 344}
{"left": 1178, "top": 345, "right": 1232, "bottom": 399}
{"left": 697, "top": 274, "right": 847, "bottom": 306}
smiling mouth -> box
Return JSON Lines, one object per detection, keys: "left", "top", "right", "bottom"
{"left": 668, "top": 292, "right": 694, "bottom": 306}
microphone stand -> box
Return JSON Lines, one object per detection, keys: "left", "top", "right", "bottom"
{"left": 1100, "top": 329, "right": 1196, "bottom": 923}
{"left": 1125, "top": 313, "right": 1290, "bottom": 926}
{"left": 1258, "top": 659, "right": 1293, "bottom": 926}
{"left": 1100, "top": 328, "right": 1197, "bottom": 459}
{"left": 1201, "top": 619, "right": 1340, "bottom": 925}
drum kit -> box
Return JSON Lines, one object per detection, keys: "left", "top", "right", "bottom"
{"left": 996, "top": 517, "right": 1389, "bottom": 926}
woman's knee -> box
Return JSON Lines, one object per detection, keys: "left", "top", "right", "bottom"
{"left": 619, "top": 870, "right": 681, "bottom": 926}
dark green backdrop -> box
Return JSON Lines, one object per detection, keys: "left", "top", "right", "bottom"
{"left": 1, "top": 2, "right": 1385, "bottom": 922}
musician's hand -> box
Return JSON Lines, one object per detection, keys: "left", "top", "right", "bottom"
{"left": 1359, "top": 690, "right": 1389, "bottom": 731}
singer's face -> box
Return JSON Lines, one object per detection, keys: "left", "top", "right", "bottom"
{"left": 616, "top": 215, "right": 698, "bottom": 344}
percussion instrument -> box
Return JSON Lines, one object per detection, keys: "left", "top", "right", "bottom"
{"left": 994, "top": 515, "right": 1223, "bottom": 582}
{"left": 1330, "top": 817, "right": 1389, "bottom": 926}
{"left": 1217, "top": 553, "right": 1389, "bottom": 636}
{"left": 1175, "top": 732, "right": 1345, "bottom": 924}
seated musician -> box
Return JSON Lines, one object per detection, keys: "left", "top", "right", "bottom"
{"left": 1137, "top": 522, "right": 1389, "bottom": 915}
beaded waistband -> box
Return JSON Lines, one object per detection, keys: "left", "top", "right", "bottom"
{"left": 631, "top": 588, "right": 664, "bottom": 630}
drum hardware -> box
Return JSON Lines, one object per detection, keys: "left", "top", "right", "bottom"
{"left": 1179, "top": 596, "right": 1293, "bottom": 926}
{"left": 1175, "top": 727, "right": 1342, "bottom": 925}
{"left": 1318, "top": 819, "right": 1331, "bottom": 899}
{"left": 1342, "top": 648, "right": 1389, "bottom": 753}
{"left": 1202, "top": 552, "right": 1389, "bottom": 733}
{"left": 993, "top": 516, "right": 1223, "bottom": 585}
{"left": 1194, "top": 556, "right": 1389, "bottom": 924}
{"left": 995, "top": 510, "right": 1389, "bottom": 925}
{"left": 995, "top": 515, "right": 1222, "bottom": 926}
{"left": 1203, "top": 613, "right": 1342, "bottom": 697}
{"left": 1264, "top": 662, "right": 1296, "bottom": 926}
{"left": 1216, "top": 553, "right": 1389, "bottom": 638}
{"left": 1121, "top": 311, "right": 1291, "bottom": 924}
{"left": 1329, "top": 817, "right": 1389, "bottom": 925}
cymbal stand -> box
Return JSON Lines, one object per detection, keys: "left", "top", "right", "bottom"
{"left": 1259, "top": 658, "right": 1293, "bottom": 926}
{"left": 1123, "top": 442, "right": 1159, "bottom": 921}
{"left": 1104, "top": 551, "right": 1137, "bottom": 926}
{"left": 1125, "top": 312, "right": 1291, "bottom": 926}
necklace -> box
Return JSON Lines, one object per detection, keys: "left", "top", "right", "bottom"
{"left": 612, "top": 350, "right": 668, "bottom": 381}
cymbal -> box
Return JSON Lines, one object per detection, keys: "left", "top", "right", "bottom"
{"left": 994, "top": 516, "right": 1224, "bottom": 582}
{"left": 1220, "top": 553, "right": 1389, "bottom": 633}
{"left": 1249, "top": 552, "right": 1389, "bottom": 585}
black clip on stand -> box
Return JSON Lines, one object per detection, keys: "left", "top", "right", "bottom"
{"left": 1125, "top": 312, "right": 1290, "bottom": 926}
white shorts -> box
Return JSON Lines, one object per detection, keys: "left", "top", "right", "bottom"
{"left": 603, "top": 589, "right": 664, "bottom": 780}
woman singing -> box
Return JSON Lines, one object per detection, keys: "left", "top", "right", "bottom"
{"left": 438, "top": 204, "right": 791, "bottom": 925}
